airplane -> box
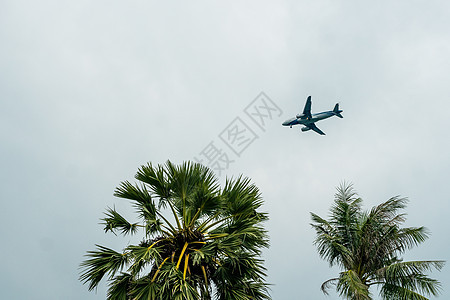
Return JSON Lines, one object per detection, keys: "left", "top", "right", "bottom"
{"left": 282, "top": 96, "right": 343, "bottom": 135}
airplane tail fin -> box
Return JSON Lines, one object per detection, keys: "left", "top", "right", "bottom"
{"left": 333, "top": 103, "right": 343, "bottom": 118}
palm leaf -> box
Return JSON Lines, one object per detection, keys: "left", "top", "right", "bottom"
{"left": 102, "top": 207, "right": 139, "bottom": 235}
{"left": 337, "top": 270, "right": 370, "bottom": 300}
{"left": 79, "top": 245, "right": 129, "bottom": 291}
{"left": 106, "top": 272, "right": 132, "bottom": 300}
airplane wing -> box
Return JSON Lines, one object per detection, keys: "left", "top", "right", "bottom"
{"left": 307, "top": 123, "right": 326, "bottom": 135}
{"left": 302, "top": 96, "right": 312, "bottom": 119}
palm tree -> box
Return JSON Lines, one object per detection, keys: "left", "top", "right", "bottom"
{"left": 310, "top": 183, "right": 445, "bottom": 300}
{"left": 80, "top": 161, "right": 270, "bottom": 300}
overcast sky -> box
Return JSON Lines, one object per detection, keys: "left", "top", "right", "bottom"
{"left": 1, "top": 1, "right": 449, "bottom": 299}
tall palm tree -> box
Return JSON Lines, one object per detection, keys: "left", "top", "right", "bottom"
{"left": 80, "top": 161, "right": 270, "bottom": 300}
{"left": 310, "top": 183, "right": 445, "bottom": 300}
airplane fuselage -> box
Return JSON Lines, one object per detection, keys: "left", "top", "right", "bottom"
{"left": 282, "top": 111, "right": 336, "bottom": 127}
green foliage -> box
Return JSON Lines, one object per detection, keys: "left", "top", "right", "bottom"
{"left": 311, "top": 183, "right": 445, "bottom": 300}
{"left": 80, "top": 161, "right": 270, "bottom": 299}
{"left": 102, "top": 207, "right": 140, "bottom": 235}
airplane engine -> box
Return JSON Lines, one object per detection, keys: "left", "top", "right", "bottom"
{"left": 301, "top": 126, "right": 310, "bottom": 132}
{"left": 296, "top": 113, "right": 304, "bottom": 119}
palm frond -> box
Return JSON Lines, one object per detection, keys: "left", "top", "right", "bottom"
{"left": 222, "top": 176, "right": 264, "bottom": 218}
{"left": 129, "top": 277, "right": 161, "bottom": 300}
{"left": 395, "top": 227, "right": 430, "bottom": 252}
{"left": 101, "top": 207, "right": 139, "bottom": 235}
{"left": 337, "top": 270, "right": 371, "bottom": 300}
{"left": 376, "top": 260, "right": 445, "bottom": 296}
{"left": 114, "top": 181, "right": 153, "bottom": 205}
{"left": 329, "top": 184, "right": 362, "bottom": 259}
{"left": 126, "top": 243, "right": 163, "bottom": 276}
{"left": 106, "top": 272, "right": 132, "bottom": 300}
{"left": 380, "top": 283, "right": 429, "bottom": 300}
{"left": 79, "top": 245, "right": 129, "bottom": 291}
{"left": 135, "top": 162, "right": 171, "bottom": 201}
{"left": 320, "top": 277, "right": 339, "bottom": 295}
{"left": 369, "top": 196, "right": 408, "bottom": 222}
